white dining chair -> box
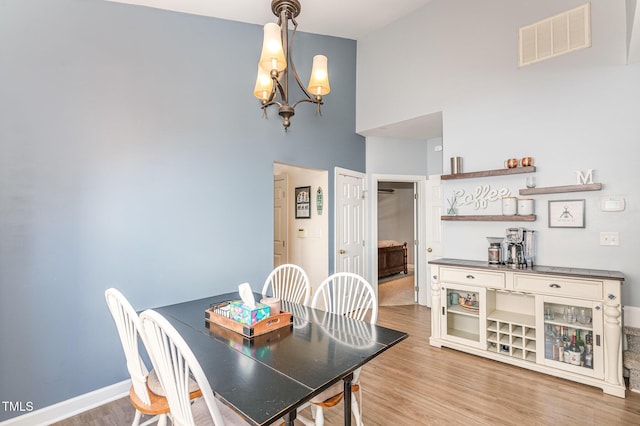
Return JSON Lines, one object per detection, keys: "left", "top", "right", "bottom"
{"left": 299, "top": 272, "right": 378, "bottom": 426}
{"left": 139, "top": 309, "right": 250, "bottom": 426}
{"left": 262, "top": 263, "right": 311, "bottom": 305}
{"left": 105, "top": 288, "right": 201, "bottom": 426}
{"left": 312, "top": 272, "right": 378, "bottom": 324}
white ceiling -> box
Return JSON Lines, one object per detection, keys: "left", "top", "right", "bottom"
{"left": 106, "top": 0, "right": 442, "bottom": 140}
{"left": 106, "top": 0, "right": 434, "bottom": 40}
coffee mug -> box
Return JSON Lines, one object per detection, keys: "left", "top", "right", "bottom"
{"left": 505, "top": 158, "right": 518, "bottom": 168}
{"left": 521, "top": 157, "right": 534, "bottom": 167}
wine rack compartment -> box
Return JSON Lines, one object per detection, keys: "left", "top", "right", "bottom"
{"left": 487, "top": 314, "right": 536, "bottom": 362}
{"left": 485, "top": 289, "right": 536, "bottom": 361}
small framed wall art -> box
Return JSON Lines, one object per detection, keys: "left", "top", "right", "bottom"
{"left": 316, "top": 187, "right": 323, "bottom": 215}
{"left": 295, "top": 186, "right": 311, "bottom": 219}
{"left": 548, "top": 199, "right": 585, "bottom": 228}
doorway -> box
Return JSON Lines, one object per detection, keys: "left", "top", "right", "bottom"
{"left": 377, "top": 181, "right": 416, "bottom": 306}
{"left": 273, "top": 162, "right": 329, "bottom": 295}
{"left": 368, "top": 174, "right": 428, "bottom": 307}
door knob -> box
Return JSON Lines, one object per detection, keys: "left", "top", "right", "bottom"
{"left": 339, "top": 249, "right": 346, "bottom": 254}
{"left": 427, "top": 247, "right": 433, "bottom": 253}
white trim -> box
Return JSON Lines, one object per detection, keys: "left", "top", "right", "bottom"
{"left": 1, "top": 380, "right": 130, "bottom": 426}
{"left": 628, "top": 0, "right": 640, "bottom": 64}
{"left": 369, "top": 173, "right": 428, "bottom": 306}
{"left": 624, "top": 306, "right": 640, "bottom": 329}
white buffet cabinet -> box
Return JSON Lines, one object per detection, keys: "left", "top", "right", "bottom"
{"left": 429, "top": 258, "right": 626, "bottom": 397}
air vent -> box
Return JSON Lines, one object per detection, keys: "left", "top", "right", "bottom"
{"left": 519, "top": 3, "right": 591, "bottom": 67}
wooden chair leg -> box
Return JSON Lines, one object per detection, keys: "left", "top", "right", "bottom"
{"left": 157, "top": 414, "right": 167, "bottom": 426}
{"left": 132, "top": 410, "right": 142, "bottom": 426}
{"left": 139, "top": 414, "right": 164, "bottom": 426}
{"left": 351, "top": 392, "right": 362, "bottom": 426}
{"left": 315, "top": 405, "right": 324, "bottom": 426}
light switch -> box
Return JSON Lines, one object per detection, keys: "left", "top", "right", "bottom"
{"left": 297, "top": 228, "right": 307, "bottom": 238}
{"left": 600, "top": 232, "right": 619, "bottom": 246}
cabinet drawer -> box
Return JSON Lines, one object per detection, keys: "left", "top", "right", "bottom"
{"left": 440, "top": 267, "right": 505, "bottom": 289}
{"left": 513, "top": 275, "right": 603, "bottom": 300}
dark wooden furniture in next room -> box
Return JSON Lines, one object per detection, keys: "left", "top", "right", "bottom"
{"left": 378, "top": 241, "right": 408, "bottom": 278}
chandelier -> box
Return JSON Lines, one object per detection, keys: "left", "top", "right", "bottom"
{"left": 253, "top": 0, "right": 331, "bottom": 130}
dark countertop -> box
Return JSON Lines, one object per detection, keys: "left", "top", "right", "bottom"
{"left": 429, "top": 258, "right": 625, "bottom": 282}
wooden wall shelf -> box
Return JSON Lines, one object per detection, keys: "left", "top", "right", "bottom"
{"left": 441, "top": 215, "right": 536, "bottom": 222}
{"left": 519, "top": 183, "right": 602, "bottom": 196}
{"left": 441, "top": 166, "right": 536, "bottom": 180}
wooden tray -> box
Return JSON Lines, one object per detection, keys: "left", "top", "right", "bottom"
{"left": 205, "top": 320, "right": 290, "bottom": 350}
{"left": 205, "top": 307, "right": 293, "bottom": 338}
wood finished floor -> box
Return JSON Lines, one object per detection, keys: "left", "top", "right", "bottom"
{"left": 56, "top": 304, "right": 640, "bottom": 425}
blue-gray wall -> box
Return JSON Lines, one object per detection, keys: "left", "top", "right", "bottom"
{"left": 0, "top": 0, "right": 364, "bottom": 420}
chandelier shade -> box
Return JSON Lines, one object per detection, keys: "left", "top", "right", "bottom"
{"left": 253, "top": 0, "right": 331, "bottom": 130}
{"left": 258, "top": 22, "right": 287, "bottom": 73}
{"left": 307, "top": 54, "right": 330, "bottom": 96}
{"left": 253, "top": 66, "right": 274, "bottom": 101}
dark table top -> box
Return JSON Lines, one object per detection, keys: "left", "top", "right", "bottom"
{"left": 154, "top": 292, "right": 408, "bottom": 425}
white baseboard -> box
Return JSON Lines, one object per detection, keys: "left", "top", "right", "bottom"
{"left": 624, "top": 305, "right": 640, "bottom": 328}
{"left": 0, "top": 380, "right": 130, "bottom": 426}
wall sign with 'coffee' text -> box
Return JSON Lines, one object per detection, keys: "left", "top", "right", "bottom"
{"left": 453, "top": 185, "right": 511, "bottom": 210}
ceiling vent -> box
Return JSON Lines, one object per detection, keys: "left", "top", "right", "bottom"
{"left": 519, "top": 3, "right": 591, "bottom": 67}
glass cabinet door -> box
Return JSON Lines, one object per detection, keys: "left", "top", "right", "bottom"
{"left": 538, "top": 295, "right": 604, "bottom": 379}
{"left": 440, "top": 284, "right": 486, "bottom": 349}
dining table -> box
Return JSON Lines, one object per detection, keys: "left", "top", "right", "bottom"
{"left": 153, "top": 291, "right": 408, "bottom": 426}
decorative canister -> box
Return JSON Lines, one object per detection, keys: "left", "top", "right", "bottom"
{"left": 488, "top": 246, "right": 501, "bottom": 264}
{"left": 501, "top": 197, "right": 517, "bottom": 215}
{"left": 450, "top": 157, "right": 462, "bottom": 174}
{"left": 518, "top": 198, "right": 534, "bottom": 215}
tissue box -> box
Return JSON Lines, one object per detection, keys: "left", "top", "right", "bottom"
{"left": 229, "top": 301, "right": 270, "bottom": 326}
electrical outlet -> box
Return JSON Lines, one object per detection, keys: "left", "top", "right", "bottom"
{"left": 600, "top": 232, "right": 619, "bottom": 246}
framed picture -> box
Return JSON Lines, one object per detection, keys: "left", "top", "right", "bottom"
{"left": 295, "top": 186, "right": 311, "bottom": 219}
{"left": 548, "top": 199, "right": 585, "bottom": 228}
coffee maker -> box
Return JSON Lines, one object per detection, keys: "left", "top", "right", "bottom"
{"left": 504, "top": 227, "right": 535, "bottom": 268}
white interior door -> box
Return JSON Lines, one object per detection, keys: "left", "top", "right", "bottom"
{"left": 335, "top": 168, "right": 365, "bottom": 277}
{"left": 425, "top": 175, "right": 443, "bottom": 307}
{"left": 273, "top": 174, "right": 288, "bottom": 267}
